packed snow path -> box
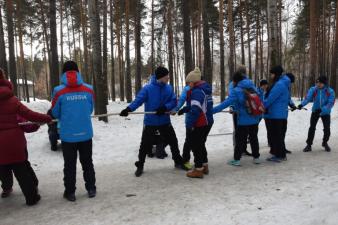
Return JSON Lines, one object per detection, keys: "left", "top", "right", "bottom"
{"left": 1, "top": 100, "right": 338, "bottom": 225}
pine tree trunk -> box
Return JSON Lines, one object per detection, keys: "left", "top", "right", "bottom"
{"left": 88, "top": 0, "right": 108, "bottom": 122}
{"left": 198, "top": 0, "right": 202, "bottom": 68}
{"left": 0, "top": 4, "right": 8, "bottom": 75}
{"left": 81, "top": 0, "right": 89, "bottom": 83}
{"left": 151, "top": 0, "right": 155, "bottom": 73}
{"left": 245, "top": 0, "right": 252, "bottom": 78}
{"left": 17, "top": 0, "right": 29, "bottom": 102}
{"left": 267, "top": 0, "right": 280, "bottom": 69}
{"left": 102, "top": 0, "right": 109, "bottom": 103}
{"left": 309, "top": 0, "right": 318, "bottom": 87}
{"left": 228, "top": 0, "right": 235, "bottom": 82}
{"left": 330, "top": 3, "right": 338, "bottom": 91}
{"left": 202, "top": 0, "right": 212, "bottom": 84}
{"left": 135, "top": 0, "right": 142, "bottom": 94}
{"left": 167, "top": 0, "right": 174, "bottom": 87}
{"left": 110, "top": 0, "right": 115, "bottom": 101}
{"left": 219, "top": 0, "right": 225, "bottom": 100}
{"left": 50, "top": 0, "right": 60, "bottom": 90}
{"left": 182, "top": 0, "right": 194, "bottom": 76}
{"left": 125, "top": 0, "right": 132, "bottom": 103}
{"left": 5, "top": 0, "right": 17, "bottom": 95}
{"left": 239, "top": 0, "right": 245, "bottom": 66}
{"left": 60, "top": 0, "right": 64, "bottom": 68}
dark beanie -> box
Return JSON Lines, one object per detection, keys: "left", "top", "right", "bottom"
{"left": 62, "top": 61, "right": 79, "bottom": 73}
{"left": 259, "top": 79, "right": 268, "bottom": 86}
{"left": 286, "top": 73, "right": 295, "bottom": 83}
{"left": 270, "top": 65, "right": 284, "bottom": 77}
{"left": 316, "top": 75, "right": 328, "bottom": 85}
{"left": 232, "top": 72, "right": 245, "bottom": 83}
{"left": 155, "top": 66, "right": 169, "bottom": 80}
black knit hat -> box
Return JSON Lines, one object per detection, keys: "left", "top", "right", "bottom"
{"left": 155, "top": 66, "right": 169, "bottom": 80}
{"left": 286, "top": 73, "right": 295, "bottom": 83}
{"left": 62, "top": 61, "right": 79, "bottom": 73}
{"left": 259, "top": 79, "right": 268, "bottom": 86}
{"left": 316, "top": 75, "right": 328, "bottom": 85}
{"left": 270, "top": 65, "right": 284, "bottom": 77}
{"left": 232, "top": 72, "right": 245, "bottom": 83}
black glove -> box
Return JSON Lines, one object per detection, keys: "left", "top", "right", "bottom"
{"left": 120, "top": 107, "right": 131, "bottom": 117}
{"left": 156, "top": 106, "right": 167, "bottom": 115}
{"left": 297, "top": 104, "right": 303, "bottom": 110}
{"left": 178, "top": 107, "right": 188, "bottom": 116}
{"left": 290, "top": 105, "right": 297, "bottom": 112}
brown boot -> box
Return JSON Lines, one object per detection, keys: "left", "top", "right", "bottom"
{"left": 186, "top": 168, "right": 204, "bottom": 178}
{"left": 203, "top": 164, "right": 209, "bottom": 175}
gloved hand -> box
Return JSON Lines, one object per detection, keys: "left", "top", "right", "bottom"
{"left": 120, "top": 107, "right": 131, "bottom": 117}
{"left": 297, "top": 104, "right": 303, "bottom": 110}
{"left": 178, "top": 106, "right": 188, "bottom": 116}
{"left": 156, "top": 106, "right": 167, "bottom": 115}
{"left": 290, "top": 105, "right": 297, "bottom": 112}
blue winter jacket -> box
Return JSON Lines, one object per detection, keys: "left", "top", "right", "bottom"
{"left": 174, "top": 85, "right": 190, "bottom": 112}
{"left": 128, "top": 75, "right": 177, "bottom": 126}
{"left": 264, "top": 75, "right": 292, "bottom": 119}
{"left": 186, "top": 81, "right": 214, "bottom": 128}
{"left": 301, "top": 86, "right": 335, "bottom": 116}
{"left": 51, "top": 71, "right": 94, "bottom": 143}
{"left": 213, "top": 78, "right": 260, "bottom": 126}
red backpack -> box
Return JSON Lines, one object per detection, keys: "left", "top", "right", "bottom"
{"left": 243, "top": 88, "right": 265, "bottom": 115}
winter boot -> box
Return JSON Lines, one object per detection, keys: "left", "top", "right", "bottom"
{"left": 242, "top": 150, "right": 252, "bottom": 156}
{"left": 186, "top": 168, "right": 204, "bottom": 178}
{"left": 253, "top": 158, "right": 261, "bottom": 164}
{"left": 63, "top": 192, "right": 76, "bottom": 202}
{"left": 203, "top": 164, "right": 209, "bottom": 175}
{"left": 303, "top": 145, "right": 312, "bottom": 152}
{"left": 175, "top": 163, "right": 190, "bottom": 171}
{"left": 1, "top": 188, "right": 13, "bottom": 198}
{"left": 228, "top": 160, "right": 241, "bottom": 166}
{"left": 26, "top": 194, "right": 41, "bottom": 206}
{"left": 183, "top": 162, "right": 193, "bottom": 170}
{"left": 51, "top": 144, "right": 58, "bottom": 151}
{"left": 323, "top": 143, "right": 331, "bottom": 152}
{"left": 285, "top": 149, "right": 292, "bottom": 154}
{"left": 134, "top": 161, "right": 144, "bottom": 177}
{"left": 88, "top": 189, "right": 96, "bottom": 198}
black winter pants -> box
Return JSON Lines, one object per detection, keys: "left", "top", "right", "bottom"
{"left": 62, "top": 139, "right": 96, "bottom": 194}
{"left": 182, "top": 128, "right": 193, "bottom": 163}
{"left": 234, "top": 124, "right": 260, "bottom": 160}
{"left": 266, "top": 119, "right": 287, "bottom": 158}
{"left": 138, "top": 124, "right": 183, "bottom": 166}
{"left": 189, "top": 125, "right": 212, "bottom": 168}
{"left": 306, "top": 112, "right": 331, "bottom": 146}
{"left": 0, "top": 161, "right": 39, "bottom": 203}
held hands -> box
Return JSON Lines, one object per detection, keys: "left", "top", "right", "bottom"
{"left": 178, "top": 106, "right": 188, "bottom": 116}
{"left": 120, "top": 107, "right": 131, "bottom": 117}
{"left": 297, "top": 104, "right": 303, "bottom": 110}
{"left": 290, "top": 105, "right": 297, "bottom": 112}
{"left": 156, "top": 106, "right": 167, "bottom": 115}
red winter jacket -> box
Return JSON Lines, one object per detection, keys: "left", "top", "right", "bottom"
{"left": 0, "top": 79, "right": 52, "bottom": 165}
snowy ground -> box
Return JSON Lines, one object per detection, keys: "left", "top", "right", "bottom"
{"left": 1, "top": 99, "right": 338, "bottom": 225}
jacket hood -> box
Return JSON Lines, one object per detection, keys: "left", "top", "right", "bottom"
{"left": 279, "top": 75, "right": 291, "bottom": 87}
{"left": 194, "top": 81, "right": 212, "bottom": 95}
{"left": 237, "top": 78, "right": 255, "bottom": 89}
{"left": 61, "top": 71, "right": 84, "bottom": 87}
{"left": 0, "top": 79, "right": 14, "bottom": 100}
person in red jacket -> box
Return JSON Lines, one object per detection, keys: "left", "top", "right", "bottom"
{"left": 0, "top": 69, "right": 52, "bottom": 206}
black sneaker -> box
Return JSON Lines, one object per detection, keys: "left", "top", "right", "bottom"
{"left": 26, "top": 194, "right": 41, "bottom": 206}
{"left": 175, "top": 163, "right": 189, "bottom": 171}
{"left": 88, "top": 189, "right": 96, "bottom": 198}
{"left": 134, "top": 161, "right": 144, "bottom": 177}
{"left": 285, "top": 149, "right": 292, "bottom": 154}
{"left": 1, "top": 188, "right": 13, "bottom": 198}
{"left": 63, "top": 192, "right": 76, "bottom": 202}
{"left": 323, "top": 143, "right": 331, "bottom": 152}
{"left": 303, "top": 145, "right": 312, "bottom": 152}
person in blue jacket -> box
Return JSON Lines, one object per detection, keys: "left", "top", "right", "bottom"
{"left": 298, "top": 76, "right": 335, "bottom": 152}
{"left": 51, "top": 61, "right": 96, "bottom": 202}
{"left": 119, "top": 66, "right": 188, "bottom": 177}
{"left": 213, "top": 72, "right": 261, "bottom": 166}
{"left": 178, "top": 68, "right": 214, "bottom": 178}
{"left": 264, "top": 66, "right": 294, "bottom": 162}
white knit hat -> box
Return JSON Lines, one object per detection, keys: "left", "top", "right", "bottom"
{"left": 186, "top": 67, "right": 201, "bottom": 83}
